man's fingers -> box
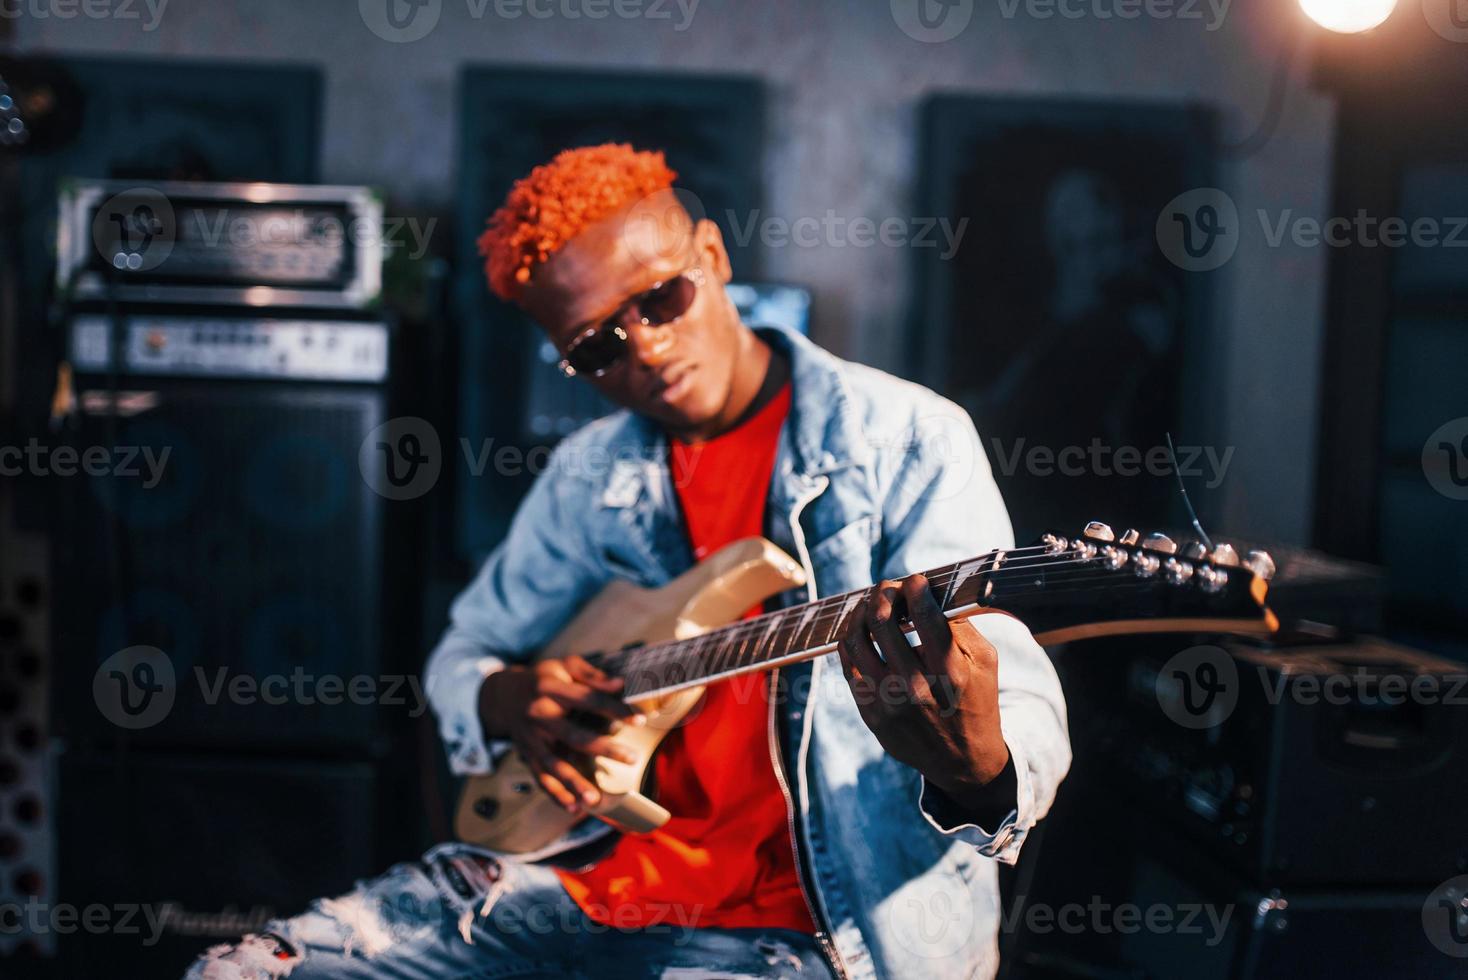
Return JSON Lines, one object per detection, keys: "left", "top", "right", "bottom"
{"left": 545, "top": 754, "right": 602, "bottom": 808}
{"left": 903, "top": 574, "right": 955, "bottom": 672}
{"left": 841, "top": 598, "right": 888, "bottom": 680}
{"left": 522, "top": 740, "right": 581, "bottom": 813}
{"left": 543, "top": 678, "right": 644, "bottom": 725}
{"left": 564, "top": 654, "right": 625, "bottom": 694}
{"left": 543, "top": 718, "right": 638, "bottom": 765}
{"left": 866, "top": 581, "right": 916, "bottom": 671}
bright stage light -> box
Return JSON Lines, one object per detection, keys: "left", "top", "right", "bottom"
{"left": 1298, "top": 0, "right": 1398, "bottom": 33}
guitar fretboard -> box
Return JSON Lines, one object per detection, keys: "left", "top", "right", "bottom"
{"left": 584, "top": 550, "right": 1009, "bottom": 700}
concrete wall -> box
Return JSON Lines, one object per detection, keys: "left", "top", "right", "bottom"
{"left": 11, "top": 0, "right": 1335, "bottom": 543}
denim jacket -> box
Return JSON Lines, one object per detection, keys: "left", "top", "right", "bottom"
{"left": 426, "top": 326, "right": 1072, "bottom": 980}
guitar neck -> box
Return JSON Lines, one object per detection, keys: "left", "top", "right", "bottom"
{"left": 589, "top": 550, "right": 995, "bottom": 701}
{"left": 586, "top": 528, "right": 1277, "bottom": 702}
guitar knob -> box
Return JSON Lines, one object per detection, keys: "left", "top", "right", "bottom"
{"left": 1164, "top": 558, "right": 1194, "bottom": 585}
{"left": 1245, "top": 550, "right": 1277, "bottom": 582}
{"left": 1083, "top": 521, "right": 1115, "bottom": 542}
{"left": 1211, "top": 543, "right": 1240, "bottom": 567}
{"left": 1142, "top": 532, "right": 1178, "bottom": 555}
{"left": 1119, "top": 528, "right": 1141, "bottom": 546}
{"left": 1180, "top": 541, "right": 1209, "bottom": 562}
{"left": 1100, "top": 545, "right": 1128, "bottom": 570}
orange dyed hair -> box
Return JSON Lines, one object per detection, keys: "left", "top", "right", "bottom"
{"left": 477, "top": 143, "right": 679, "bottom": 302}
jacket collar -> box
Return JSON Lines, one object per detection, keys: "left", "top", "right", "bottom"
{"left": 756, "top": 325, "right": 872, "bottom": 479}
{"left": 604, "top": 324, "right": 871, "bottom": 510}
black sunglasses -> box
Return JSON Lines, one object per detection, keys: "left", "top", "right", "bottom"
{"left": 557, "top": 266, "right": 705, "bottom": 378}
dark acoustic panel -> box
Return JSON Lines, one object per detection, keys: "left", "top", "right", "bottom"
{"left": 454, "top": 66, "right": 765, "bottom": 560}
{"left": 912, "top": 97, "right": 1218, "bottom": 544}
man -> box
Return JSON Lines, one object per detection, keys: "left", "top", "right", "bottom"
{"left": 189, "top": 144, "right": 1070, "bottom": 980}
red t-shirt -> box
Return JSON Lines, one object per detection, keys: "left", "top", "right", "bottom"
{"left": 557, "top": 383, "right": 816, "bottom": 933}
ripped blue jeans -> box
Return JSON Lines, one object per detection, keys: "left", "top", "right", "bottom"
{"left": 185, "top": 843, "right": 833, "bottom": 979}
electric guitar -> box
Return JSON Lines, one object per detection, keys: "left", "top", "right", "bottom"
{"left": 454, "top": 520, "right": 1278, "bottom": 855}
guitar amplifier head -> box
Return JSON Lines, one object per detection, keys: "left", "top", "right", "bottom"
{"left": 56, "top": 179, "right": 383, "bottom": 310}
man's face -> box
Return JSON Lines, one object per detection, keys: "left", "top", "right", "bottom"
{"left": 517, "top": 190, "right": 744, "bottom": 435}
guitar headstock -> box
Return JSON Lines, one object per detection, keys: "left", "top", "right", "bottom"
{"left": 1005, "top": 521, "right": 1279, "bottom": 645}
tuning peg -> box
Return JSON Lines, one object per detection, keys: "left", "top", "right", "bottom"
{"left": 1180, "top": 541, "right": 1209, "bottom": 562}
{"left": 1245, "top": 550, "right": 1276, "bottom": 582}
{"left": 1210, "top": 543, "right": 1240, "bottom": 567}
{"left": 1133, "top": 552, "right": 1160, "bottom": 577}
{"left": 1197, "top": 566, "right": 1228, "bottom": 593}
{"left": 1164, "top": 557, "right": 1194, "bottom": 585}
{"left": 1142, "top": 532, "right": 1178, "bottom": 555}
{"left": 1083, "top": 521, "right": 1115, "bottom": 542}
{"left": 1040, "top": 532, "right": 1068, "bottom": 553}
{"left": 1100, "top": 545, "right": 1128, "bottom": 570}
{"left": 1119, "top": 528, "right": 1141, "bottom": 546}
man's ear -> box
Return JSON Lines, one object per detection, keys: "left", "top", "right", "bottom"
{"left": 693, "top": 218, "right": 734, "bottom": 284}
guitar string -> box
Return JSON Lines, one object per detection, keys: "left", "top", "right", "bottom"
{"left": 597, "top": 538, "right": 1244, "bottom": 675}
{"left": 612, "top": 570, "right": 1222, "bottom": 696}
{"left": 587, "top": 545, "right": 1057, "bottom": 675}
{"left": 599, "top": 550, "right": 1213, "bottom": 680}
{"left": 600, "top": 544, "right": 1150, "bottom": 670}
{"left": 598, "top": 547, "right": 1239, "bottom": 684}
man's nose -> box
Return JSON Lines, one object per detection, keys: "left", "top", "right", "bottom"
{"left": 623, "top": 318, "right": 676, "bottom": 369}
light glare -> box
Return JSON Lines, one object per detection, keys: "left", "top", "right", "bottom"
{"left": 1299, "top": 0, "right": 1398, "bottom": 32}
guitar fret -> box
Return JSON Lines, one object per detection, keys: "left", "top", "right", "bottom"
{"left": 613, "top": 550, "right": 1026, "bottom": 698}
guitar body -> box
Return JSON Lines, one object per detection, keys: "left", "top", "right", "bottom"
{"left": 453, "top": 537, "right": 808, "bottom": 855}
